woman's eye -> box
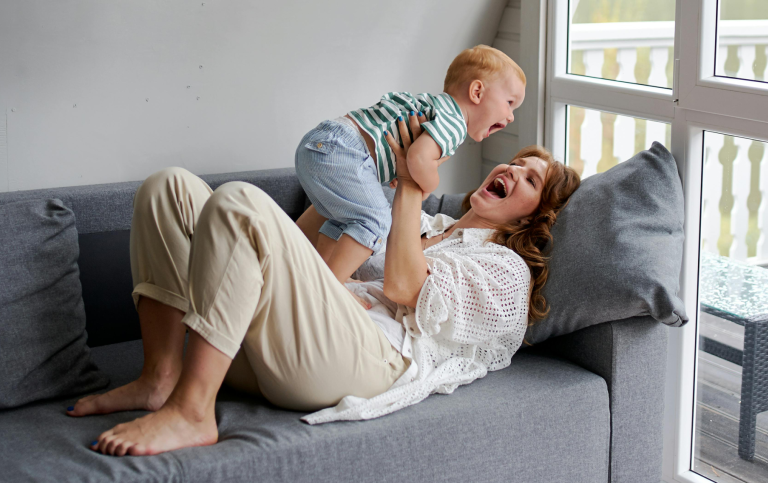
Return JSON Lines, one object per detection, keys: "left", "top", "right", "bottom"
{"left": 528, "top": 178, "right": 536, "bottom": 188}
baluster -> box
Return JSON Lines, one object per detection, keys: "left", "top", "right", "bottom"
{"left": 616, "top": 48, "right": 638, "bottom": 83}
{"left": 702, "top": 136, "right": 724, "bottom": 256}
{"left": 581, "top": 108, "right": 601, "bottom": 178}
{"left": 746, "top": 140, "right": 765, "bottom": 259}
{"left": 715, "top": 45, "right": 728, "bottom": 75}
{"left": 568, "top": 51, "right": 586, "bottom": 177}
{"left": 648, "top": 47, "right": 669, "bottom": 88}
{"left": 568, "top": 106, "right": 586, "bottom": 177}
{"left": 579, "top": 49, "right": 605, "bottom": 178}
{"left": 754, "top": 45, "right": 767, "bottom": 81}
{"left": 613, "top": 114, "right": 635, "bottom": 164}
{"left": 597, "top": 49, "right": 619, "bottom": 173}
{"left": 634, "top": 47, "right": 651, "bottom": 153}
{"left": 646, "top": 120, "right": 667, "bottom": 152}
{"left": 666, "top": 46, "right": 674, "bottom": 89}
{"left": 732, "top": 137, "right": 751, "bottom": 260}
{"left": 717, "top": 45, "right": 728, "bottom": 76}
{"left": 760, "top": 140, "right": 768, "bottom": 260}
{"left": 718, "top": 135, "right": 737, "bottom": 257}
{"left": 724, "top": 45, "right": 740, "bottom": 77}
{"left": 584, "top": 49, "right": 604, "bottom": 79}
{"left": 737, "top": 45, "right": 757, "bottom": 81}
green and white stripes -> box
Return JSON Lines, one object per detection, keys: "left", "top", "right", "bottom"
{"left": 349, "top": 92, "right": 467, "bottom": 184}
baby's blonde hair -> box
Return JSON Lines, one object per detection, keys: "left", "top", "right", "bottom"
{"left": 444, "top": 45, "right": 526, "bottom": 93}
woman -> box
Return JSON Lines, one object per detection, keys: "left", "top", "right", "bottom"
{"left": 67, "top": 114, "right": 579, "bottom": 456}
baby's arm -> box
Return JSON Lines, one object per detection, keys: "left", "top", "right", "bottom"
{"left": 405, "top": 134, "right": 446, "bottom": 194}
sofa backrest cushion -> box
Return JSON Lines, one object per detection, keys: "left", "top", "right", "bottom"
{"left": 0, "top": 199, "right": 109, "bottom": 408}
{"left": 526, "top": 142, "right": 688, "bottom": 345}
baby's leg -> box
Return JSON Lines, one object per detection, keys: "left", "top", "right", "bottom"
{"left": 294, "top": 120, "right": 388, "bottom": 282}
{"left": 320, "top": 233, "right": 373, "bottom": 284}
{"left": 295, "top": 204, "right": 327, "bottom": 248}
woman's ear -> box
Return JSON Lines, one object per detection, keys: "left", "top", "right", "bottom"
{"left": 468, "top": 80, "right": 485, "bottom": 105}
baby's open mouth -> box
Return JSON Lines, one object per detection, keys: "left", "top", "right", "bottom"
{"left": 487, "top": 123, "right": 505, "bottom": 136}
{"left": 485, "top": 176, "right": 508, "bottom": 198}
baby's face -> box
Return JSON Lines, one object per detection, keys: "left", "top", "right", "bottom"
{"left": 467, "top": 69, "right": 526, "bottom": 142}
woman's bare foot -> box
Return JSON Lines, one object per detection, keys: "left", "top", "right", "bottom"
{"left": 66, "top": 371, "right": 180, "bottom": 417}
{"left": 90, "top": 400, "right": 218, "bottom": 456}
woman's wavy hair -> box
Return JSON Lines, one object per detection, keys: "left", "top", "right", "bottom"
{"left": 461, "top": 145, "right": 581, "bottom": 323}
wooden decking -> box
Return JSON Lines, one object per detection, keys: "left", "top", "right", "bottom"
{"left": 693, "top": 312, "right": 768, "bottom": 482}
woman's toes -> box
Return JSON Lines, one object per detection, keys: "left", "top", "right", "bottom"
{"left": 128, "top": 443, "right": 148, "bottom": 456}
{"left": 67, "top": 395, "right": 97, "bottom": 416}
{"left": 114, "top": 440, "right": 132, "bottom": 457}
{"left": 105, "top": 438, "right": 123, "bottom": 455}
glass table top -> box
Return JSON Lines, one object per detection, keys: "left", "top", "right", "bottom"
{"left": 699, "top": 251, "right": 768, "bottom": 323}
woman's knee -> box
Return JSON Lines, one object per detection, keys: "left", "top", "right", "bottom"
{"left": 134, "top": 167, "right": 200, "bottom": 208}
{"left": 206, "top": 182, "right": 273, "bottom": 215}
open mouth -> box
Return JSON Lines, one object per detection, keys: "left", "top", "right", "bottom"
{"left": 484, "top": 176, "right": 508, "bottom": 198}
{"left": 487, "top": 123, "right": 505, "bottom": 136}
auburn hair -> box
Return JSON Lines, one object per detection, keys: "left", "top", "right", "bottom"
{"left": 444, "top": 45, "right": 526, "bottom": 93}
{"left": 461, "top": 145, "right": 580, "bottom": 323}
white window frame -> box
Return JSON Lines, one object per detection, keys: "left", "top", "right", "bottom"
{"left": 543, "top": 1, "right": 768, "bottom": 482}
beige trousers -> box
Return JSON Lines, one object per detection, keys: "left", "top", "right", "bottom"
{"left": 130, "top": 167, "right": 407, "bottom": 411}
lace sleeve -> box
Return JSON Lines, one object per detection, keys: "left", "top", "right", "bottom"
{"left": 413, "top": 250, "right": 531, "bottom": 355}
{"left": 420, "top": 211, "right": 457, "bottom": 239}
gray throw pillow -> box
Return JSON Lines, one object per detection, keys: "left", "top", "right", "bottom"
{"left": 0, "top": 199, "right": 109, "bottom": 408}
{"left": 525, "top": 141, "right": 688, "bottom": 345}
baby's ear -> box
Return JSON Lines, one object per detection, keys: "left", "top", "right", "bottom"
{"left": 468, "top": 79, "right": 485, "bottom": 104}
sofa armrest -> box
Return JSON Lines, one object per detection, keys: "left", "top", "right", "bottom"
{"left": 535, "top": 316, "right": 668, "bottom": 483}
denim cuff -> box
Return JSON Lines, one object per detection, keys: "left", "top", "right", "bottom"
{"left": 319, "top": 220, "right": 344, "bottom": 241}
{"left": 342, "top": 222, "right": 386, "bottom": 254}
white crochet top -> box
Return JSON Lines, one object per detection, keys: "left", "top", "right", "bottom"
{"left": 301, "top": 212, "right": 531, "bottom": 424}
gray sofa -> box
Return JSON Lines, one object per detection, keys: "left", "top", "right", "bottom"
{"left": 0, "top": 167, "right": 667, "bottom": 483}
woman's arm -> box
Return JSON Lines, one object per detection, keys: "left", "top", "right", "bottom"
{"left": 383, "top": 113, "right": 430, "bottom": 308}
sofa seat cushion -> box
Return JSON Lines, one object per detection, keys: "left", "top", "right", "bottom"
{"left": 0, "top": 340, "right": 610, "bottom": 483}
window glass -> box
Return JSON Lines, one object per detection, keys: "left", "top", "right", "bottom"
{"left": 694, "top": 131, "right": 768, "bottom": 482}
{"left": 715, "top": 0, "right": 768, "bottom": 83}
{"left": 568, "top": 0, "right": 675, "bottom": 89}
{"left": 565, "top": 105, "right": 670, "bottom": 178}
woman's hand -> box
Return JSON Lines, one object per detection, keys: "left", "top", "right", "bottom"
{"left": 385, "top": 112, "right": 429, "bottom": 199}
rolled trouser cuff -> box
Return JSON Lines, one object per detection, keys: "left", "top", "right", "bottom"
{"left": 132, "top": 282, "right": 190, "bottom": 313}
{"left": 181, "top": 310, "right": 240, "bottom": 359}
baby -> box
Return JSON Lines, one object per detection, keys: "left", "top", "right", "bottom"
{"left": 295, "top": 44, "right": 526, "bottom": 288}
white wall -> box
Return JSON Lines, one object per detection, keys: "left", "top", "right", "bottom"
{"left": 0, "top": 0, "right": 508, "bottom": 195}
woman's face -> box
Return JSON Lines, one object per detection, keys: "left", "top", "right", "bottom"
{"left": 469, "top": 156, "right": 548, "bottom": 225}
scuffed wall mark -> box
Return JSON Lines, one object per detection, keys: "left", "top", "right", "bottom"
{"left": 0, "top": 112, "right": 7, "bottom": 192}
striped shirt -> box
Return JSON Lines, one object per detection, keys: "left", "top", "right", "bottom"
{"left": 349, "top": 92, "right": 468, "bottom": 184}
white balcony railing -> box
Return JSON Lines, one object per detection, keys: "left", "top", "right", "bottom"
{"left": 568, "top": 20, "right": 768, "bottom": 264}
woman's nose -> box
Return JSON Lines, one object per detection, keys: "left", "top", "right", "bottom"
{"left": 506, "top": 165, "right": 519, "bottom": 181}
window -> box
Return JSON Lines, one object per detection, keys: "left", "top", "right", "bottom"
{"left": 545, "top": 1, "right": 768, "bottom": 482}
